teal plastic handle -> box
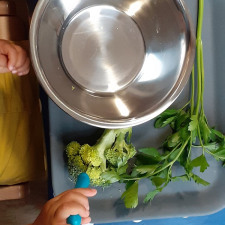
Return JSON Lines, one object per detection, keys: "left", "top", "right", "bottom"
{"left": 75, "top": 173, "right": 90, "bottom": 189}
{"left": 66, "top": 173, "right": 90, "bottom": 225}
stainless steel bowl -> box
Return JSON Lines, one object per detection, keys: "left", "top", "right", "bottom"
{"left": 30, "top": 0, "right": 195, "bottom": 128}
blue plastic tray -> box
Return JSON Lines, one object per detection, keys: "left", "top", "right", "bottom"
{"left": 48, "top": 0, "right": 225, "bottom": 223}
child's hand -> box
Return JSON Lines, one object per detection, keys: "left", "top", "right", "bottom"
{"left": 31, "top": 188, "right": 97, "bottom": 225}
{"left": 0, "top": 39, "right": 30, "bottom": 75}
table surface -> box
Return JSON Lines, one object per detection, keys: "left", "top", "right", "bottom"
{"left": 94, "top": 207, "right": 225, "bottom": 225}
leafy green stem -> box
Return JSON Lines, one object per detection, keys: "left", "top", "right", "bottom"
{"left": 194, "top": 0, "right": 204, "bottom": 116}
{"left": 195, "top": 40, "right": 202, "bottom": 116}
{"left": 190, "top": 66, "right": 195, "bottom": 115}
{"left": 200, "top": 42, "right": 205, "bottom": 116}
{"left": 162, "top": 143, "right": 182, "bottom": 160}
{"left": 197, "top": 124, "right": 206, "bottom": 154}
{"left": 205, "top": 149, "right": 225, "bottom": 161}
{"left": 197, "top": 0, "right": 204, "bottom": 41}
{"left": 152, "top": 138, "right": 190, "bottom": 175}
{"left": 179, "top": 100, "right": 191, "bottom": 112}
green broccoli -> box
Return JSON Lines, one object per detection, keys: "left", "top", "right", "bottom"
{"left": 104, "top": 129, "right": 136, "bottom": 167}
{"left": 86, "top": 166, "right": 105, "bottom": 186}
{"left": 65, "top": 128, "right": 136, "bottom": 186}
{"left": 66, "top": 141, "right": 80, "bottom": 157}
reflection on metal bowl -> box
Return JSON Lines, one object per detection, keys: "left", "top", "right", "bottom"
{"left": 30, "top": 0, "right": 195, "bottom": 128}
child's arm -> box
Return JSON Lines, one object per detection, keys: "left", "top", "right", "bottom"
{"left": 0, "top": 39, "right": 30, "bottom": 75}
{"left": 29, "top": 188, "right": 97, "bottom": 225}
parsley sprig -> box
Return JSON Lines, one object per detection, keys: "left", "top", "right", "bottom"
{"left": 118, "top": 0, "right": 225, "bottom": 208}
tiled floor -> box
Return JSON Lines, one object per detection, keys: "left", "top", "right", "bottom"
{"left": 0, "top": 178, "right": 48, "bottom": 225}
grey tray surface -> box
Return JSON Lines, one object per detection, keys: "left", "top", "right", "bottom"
{"left": 48, "top": 0, "right": 225, "bottom": 223}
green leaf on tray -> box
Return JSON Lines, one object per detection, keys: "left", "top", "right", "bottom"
{"left": 191, "top": 173, "right": 210, "bottom": 186}
{"left": 138, "top": 147, "right": 161, "bottom": 158}
{"left": 204, "top": 142, "right": 220, "bottom": 151}
{"left": 117, "top": 165, "right": 128, "bottom": 175}
{"left": 151, "top": 176, "right": 167, "bottom": 188}
{"left": 188, "top": 115, "right": 198, "bottom": 131}
{"left": 210, "top": 148, "right": 225, "bottom": 161}
{"left": 211, "top": 129, "right": 225, "bottom": 140}
{"left": 174, "top": 111, "right": 189, "bottom": 130}
{"left": 121, "top": 181, "right": 138, "bottom": 208}
{"left": 154, "top": 109, "right": 178, "bottom": 128}
{"left": 199, "top": 117, "right": 211, "bottom": 144}
{"left": 143, "top": 189, "right": 160, "bottom": 203}
{"left": 167, "top": 132, "right": 181, "bottom": 148}
{"left": 135, "top": 165, "right": 159, "bottom": 175}
{"left": 192, "top": 128, "right": 198, "bottom": 143}
{"left": 190, "top": 154, "right": 209, "bottom": 173}
{"left": 179, "top": 126, "right": 190, "bottom": 141}
{"left": 101, "top": 170, "right": 120, "bottom": 183}
{"left": 171, "top": 175, "right": 189, "bottom": 182}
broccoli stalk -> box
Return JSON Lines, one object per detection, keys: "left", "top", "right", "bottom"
{"left": 92, "top": 129, "right": 119, "bottom": 170}
{"left": 66, "top": 128, "right": 136, "bottom": 186}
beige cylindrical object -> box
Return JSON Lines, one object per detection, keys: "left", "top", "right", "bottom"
{"left": 0, "top": 0, "right": 27, "bottom": 40}
{"left": 0, "top": 0, "right": 16, "bottom": 15}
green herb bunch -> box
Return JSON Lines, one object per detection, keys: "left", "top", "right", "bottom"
{"left": 118, "top": 0, "right": 225, "bottom": 208}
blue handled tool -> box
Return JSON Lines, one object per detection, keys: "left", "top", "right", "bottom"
{"left": 66, "top": 173, "right": 90, "bottom": 225}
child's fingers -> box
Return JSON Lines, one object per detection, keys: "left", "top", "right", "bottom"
{"left": 81, "top": 216, "right": 92, "bottom": 224}
{"left": 57, "top": 188, "right": 97, "bottom": 199}
{"left": 0, "top": 54, "right": 8, "bottom": 68}
{"left": 57, "top": 191, "right": 90, "bottom": 211}
{"left": 49, "top": 188, "right": 97, "bottom": 224}
{"left": 73, "top": 188, "right": 97, "bottom": 197}
{"left": 2, "top": 44, "right": 19, "bottom": 71}
{"left": 54, "top": 201, "right": 90, "bottom": 221}
{"left": 0, "top": 54, "right": 10, "bottom": 73}
{"left": 16, "top": 57, "right": 30, "bottom": 76}
{"left": 13, "top": 45, "right": 28, "bottom": 69}
{"left": 58, "top": 188, "right": 97, "bottom": 210}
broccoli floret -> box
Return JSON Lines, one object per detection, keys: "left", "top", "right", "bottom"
{"left": 67, "top": 154, "right": 87, "bottom": 181}
{"left": 65, "top": 128, "right": 136, "bottom": 187}
{"left": 66, "top": 141, "right": 80, "bottom": 157}
{"left": 80, "top": 144, "right": 102, "bottom": 167}
{"left": 86, "top": 166, "right": 106, "bottom": 186}
{"left": 105, "top": 129, "right": 136, "bottom": 166}
{"left": 71, "top": 155, "right": 87, "bottom": 172}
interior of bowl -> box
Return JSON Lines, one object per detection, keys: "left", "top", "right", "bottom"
{"left": 30, "top": 0, "right": 195, "bottom": 128}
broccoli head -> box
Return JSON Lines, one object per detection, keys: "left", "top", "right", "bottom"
{"left": 86, "top": 166, "right": 106, "bottom": 186}
{"left": 104, "top": 129, "right": 136, "bottom": 167}
{"left": 66, "top": 141, "right": 80, "bottom": 157}
{"left": 79, "top": 144, "right": 102, "bottom": 167}
{"left": 65, "top": 128, "right": 136, "bottom": 187}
